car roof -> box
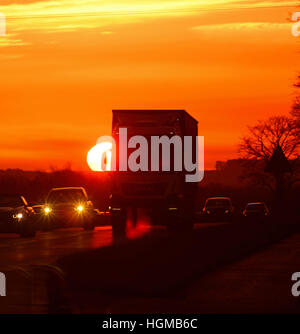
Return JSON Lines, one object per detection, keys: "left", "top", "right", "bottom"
{"left": 206, "top": 197, "right": 231, "bottom": 200}
{"left": 246, "top": 202, "right": 266, "bottom": 206}
{"left": 49, "top": 187, "right": 85, "bottom": 191}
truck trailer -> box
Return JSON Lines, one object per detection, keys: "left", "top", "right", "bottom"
{"left": 109, "top": 109, "right": 199, "bottom": 238}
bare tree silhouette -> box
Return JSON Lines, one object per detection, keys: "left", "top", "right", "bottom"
{"left": 292, "top": 98, "right": 300, "bottom": 120}
{"left": 239, "top": 116, "right": 300, "bottom": 204}
{"left": 239, "top": 116, "right": 299, "bottom": 161}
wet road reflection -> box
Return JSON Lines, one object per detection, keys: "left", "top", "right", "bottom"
{"left": 0, "top": 227, "right": 113, "bottom": 269}
{"left": 0, "top": 220, "right": 226, "bottom": 270}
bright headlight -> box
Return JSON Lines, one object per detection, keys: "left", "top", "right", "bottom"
{"left": 13, "top": 213, "right": 23, "bottom": 219}
{"left": 76, "top": 205, "right": 84, "bottom": 212}
{"left": 44, "top": 207, "right": 51, "bottom": 214}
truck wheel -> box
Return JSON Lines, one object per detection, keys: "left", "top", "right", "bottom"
{"left": 131, "top": 207, "right": 138, "bottom": 227}
{"left": 111, "top": 212, "right": 126, "bottom": 240}
{"left": 151, "top": 209, "right": 166, "bottom": 226}
{"left": 167, "top": 214, "right": 181, "bottom": 232}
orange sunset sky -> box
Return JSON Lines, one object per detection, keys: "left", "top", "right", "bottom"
{"left": 0, "top": 0, "right": 299, "bottom": 171}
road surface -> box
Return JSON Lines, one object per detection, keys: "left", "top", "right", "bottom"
{"left": 104, "top": 232, "right": 300, "bottom": 313}
{"left": 0, "top": 220, "right": 297, "bottom": 313}
{"left": 0, "top": 222, "right": 225, "bottom": 270}
{"left": 0, "top": 227, "right": 113, "bottom": 270}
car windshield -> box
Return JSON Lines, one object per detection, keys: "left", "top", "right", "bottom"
{"left": 206, "top": 199, "right": 230, "bottom": 208}
{"left": 246, "top": 204, "right": 265, "bottom": 211}
{"left": 47, "top": 189, "right": 86, "bottom": 203}
{"left": 0, "top": 196, "right": 25, "bottom": 207}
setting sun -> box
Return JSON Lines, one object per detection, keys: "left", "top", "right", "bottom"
{"left": 87, "top": 142, "right": 112, "bottom": 171}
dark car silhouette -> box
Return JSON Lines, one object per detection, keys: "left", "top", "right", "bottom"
{"left": 41, "top": 187, "right": 96, "bottom": 230}
{"left": 0, "top": 194, "right": 36, "bottom": 237}
{"left": 202, "top": 197, "right": 234, "bottom": 221}
{"left": 242, "top": 202, "right": 269, "bottom": 221}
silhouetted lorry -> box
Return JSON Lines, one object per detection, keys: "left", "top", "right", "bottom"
{"left": 109, "top": 109, "right": 199, "bottom": 238}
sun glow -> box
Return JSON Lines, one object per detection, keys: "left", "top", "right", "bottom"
{"left": 87, "top": 141, "right": 112, "bottom": 171}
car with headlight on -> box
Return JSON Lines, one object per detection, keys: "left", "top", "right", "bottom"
{"left": 242, "top": 202, "right": 269, "bottom": 222}
{"left": 0, "top": 194, "right": 37, "bottom": 237}
{"left": 202, "top": 197, "right": 234, "bottom": 221}
{"left": 41, "top": 187, "right": 96, "bottom": 230}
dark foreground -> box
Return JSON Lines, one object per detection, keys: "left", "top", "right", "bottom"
{"left": 0, "top": 218, "right": 300, "bottom": 313}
